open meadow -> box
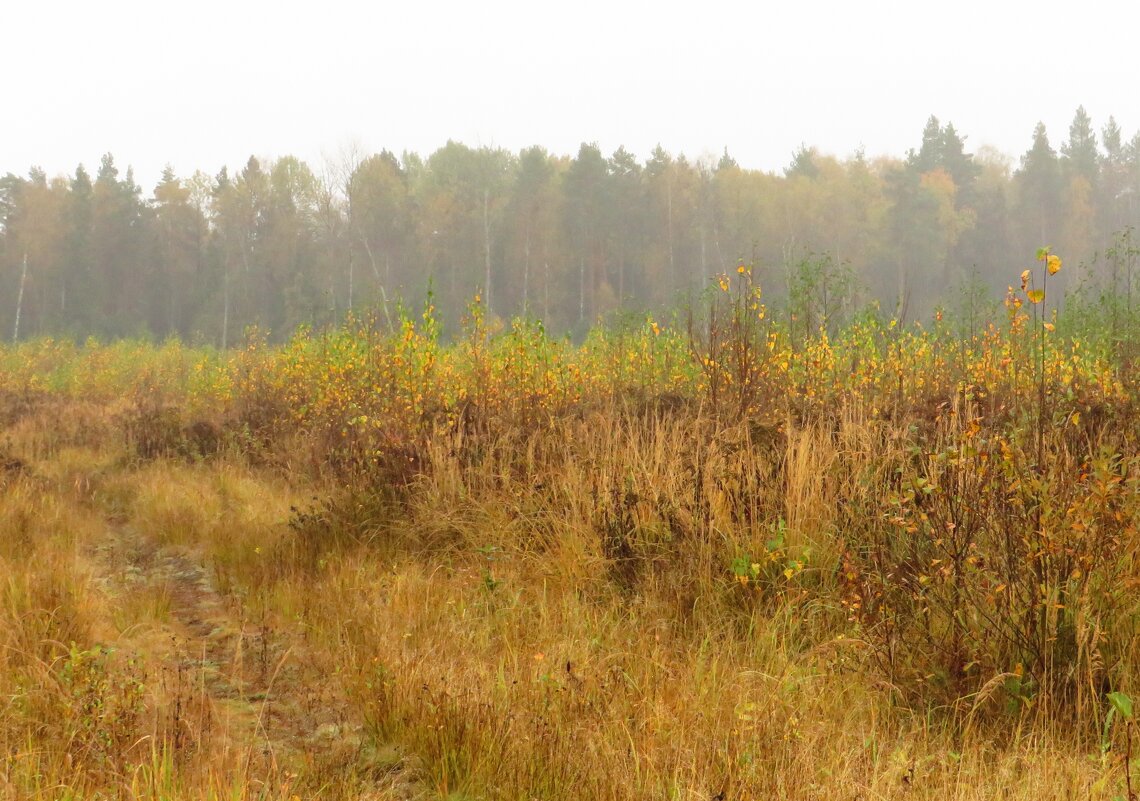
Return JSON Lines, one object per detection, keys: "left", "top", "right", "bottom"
{"left": 4, "top": 261, "right": 1140, "bottom": 800}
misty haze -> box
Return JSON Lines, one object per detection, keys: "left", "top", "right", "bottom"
{"left": 9, "top": 2, "right": 1140, "bottom": 799}
{"left": 2, "top": 109, "right": 1136, "bottom": 342}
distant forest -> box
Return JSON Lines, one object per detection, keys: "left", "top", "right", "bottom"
{"left": 3, "top": 107, "right": 1139, "bottom": 343}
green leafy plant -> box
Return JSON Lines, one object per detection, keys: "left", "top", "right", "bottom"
{"left": 730, "top": 519, "right": 809, "bottom": 600}
{"left": 1106, "top": 691, "right": 1136, "bottom": 800}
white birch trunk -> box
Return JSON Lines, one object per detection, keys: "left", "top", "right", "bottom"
{"left": 12, "top": 253, "right": 28, "bottom": 343}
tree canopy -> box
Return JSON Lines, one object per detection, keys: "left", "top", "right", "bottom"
{"left": 3, "top": 107, "right": 1139, "bottom": 342}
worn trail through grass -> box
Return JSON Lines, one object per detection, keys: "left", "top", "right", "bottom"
{"left": 84, "top": 506, "right": 411, "bottom": 798}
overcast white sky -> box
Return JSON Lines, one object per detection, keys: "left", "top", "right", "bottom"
{"left": 4, "top": 0, "right": 1137, "bottom": 191}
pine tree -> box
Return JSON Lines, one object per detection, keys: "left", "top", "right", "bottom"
{"left": 1061, "top": 105, "right": 1099, "bottom": 185}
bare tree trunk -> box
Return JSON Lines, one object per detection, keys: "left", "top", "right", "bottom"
{"left": 700, "top": 227, "right": 707, "bottom": 278}
{"left": 359, "top": 236, "right": 394, "bottom": 332}
{"left": 222, "top": 265, "right": 230, "bottom": 350}
{"left": 361, "top": 236, "right": 381, "bottom": 280}
{"left": 348, "top": 249, "right": 354, "bottom": 309}
{"left": 667, "top": 181, "right": 675, "bottom": 287}
{"left": 523, "top": 228, "right": 531, "bottom": 316}
{"left": 896, "top": 258, "right": 907, "bottom": 322}
{"left": 483, "top": 188, "right": 492, "bottom": 313}
{"left": 13, "top": 253, "right": 28, "bottom": 343}
{"left": 618, "top": 249, "right": 625, "bottom": 308}
{"left": 578, "top": 256, "right": 585, "bottom": 323}
{"left": 378, "top": 285, "right": 394, "bottom": 333}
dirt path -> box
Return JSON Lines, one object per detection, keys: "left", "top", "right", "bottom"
{"left": 89, "top": 525, "right": 409, "bottom": 798}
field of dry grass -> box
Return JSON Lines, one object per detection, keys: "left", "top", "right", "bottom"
{"left": 3, "top": 280, "right": 1140, "bottom": 798}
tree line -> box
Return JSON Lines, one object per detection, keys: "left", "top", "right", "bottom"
{"left": 3, "top": 106, "right": 1139, "bottom": 343}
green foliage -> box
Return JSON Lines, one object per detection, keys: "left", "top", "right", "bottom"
{"left": 5, "top": 107, "right": 1140, "bottom": 345}
{"left": 785, "top": 251, "right": 857, "bottom": 338}
{"left": 1109, "top": 691, "right": 1133, "bottom": 720}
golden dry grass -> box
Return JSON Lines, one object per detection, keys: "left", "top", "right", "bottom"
{"left": 2, "top": 383, "right": 1139, "bottom": 801}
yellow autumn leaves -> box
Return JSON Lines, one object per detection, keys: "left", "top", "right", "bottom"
{"left": 1020, "top": 248, "right": 1063, "bottom": 305}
